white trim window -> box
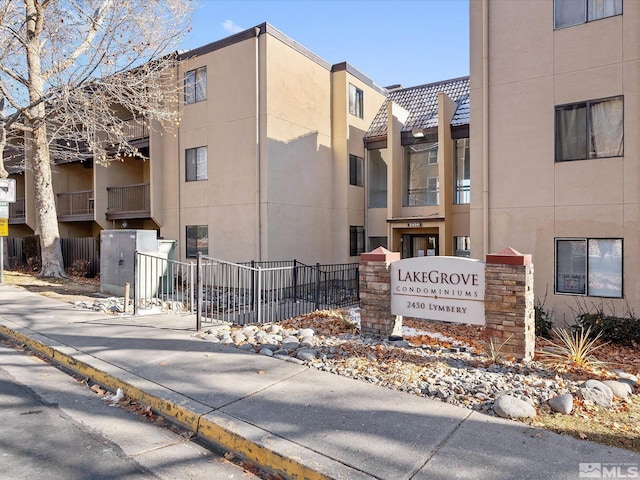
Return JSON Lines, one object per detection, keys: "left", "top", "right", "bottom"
{"left": 555, "top": 238, "right": 622, "bottom": 298}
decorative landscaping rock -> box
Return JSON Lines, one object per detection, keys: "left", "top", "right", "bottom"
{"left": 493, "top": 394, "right": 536, "bottom": 418}
{"left": 548, "top": 394, "right": 573, "bottom": 414}
{"left": 601, "top": 380, "right": 632, "bottom": 399}
{"left": 297, "top": 328, "right": 315, "bottom": 338}
{"left": 579, "top": 380, "right": 613, "bottom": 407}
{"left": 281, "top": 336, "right": 300, "bottom": 350}
{"left": 614, "top": 370, "right": 638, "bottom": 388}
{"left": 296, "top": 349, "right": 318, "bottom": 361}
{"left": 259, "top": 348, "right": 274, "bottom": 357}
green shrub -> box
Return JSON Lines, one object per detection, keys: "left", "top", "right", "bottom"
{"left": 575, "top": 311, "right": 640, "bottom": 347}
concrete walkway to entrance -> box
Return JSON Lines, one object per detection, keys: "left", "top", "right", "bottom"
{"left": 0, "top": 284, "right": 637, "bottom": 480}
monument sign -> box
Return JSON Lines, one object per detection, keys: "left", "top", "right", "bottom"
{"left": 390, "top": 256, "right": 485, "bottom": 325}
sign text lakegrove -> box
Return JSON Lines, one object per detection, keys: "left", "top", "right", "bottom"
{"left": 390, "top": 256, "right": 485, "bottom": 325}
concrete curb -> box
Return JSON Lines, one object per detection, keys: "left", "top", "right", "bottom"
{"left": 0, "top": 322, "right": 372, "bottom": 480}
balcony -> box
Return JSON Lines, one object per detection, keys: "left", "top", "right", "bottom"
{"left": 9, "top": 198, "right": 26, "bottom": 224}
{"left": 106, "top": 183, "right": 150, "bottom": 220}
{"left": 57, "top": 190, "right": 94, "bottom": 222}
{"left": 122, "top": 117, "right": 149, "bottom": 141}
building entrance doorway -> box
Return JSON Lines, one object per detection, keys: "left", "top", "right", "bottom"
{"left": 401, "top": 234, "right": 439, "bottom": 258}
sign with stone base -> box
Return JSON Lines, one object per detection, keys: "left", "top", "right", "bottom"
{"left": 391, "top": 256, "right": 485, "bottom": 325}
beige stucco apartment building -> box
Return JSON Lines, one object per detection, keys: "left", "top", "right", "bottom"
{"left": 8, "top": 24, "right": 387, "bottom": 265}
{"left": 7, "top": 22, "right": 471, "bottom": 279}
{"left": 470, "top": 0, "right": 638, "bottom": 321}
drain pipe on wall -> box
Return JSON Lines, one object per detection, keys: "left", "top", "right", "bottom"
{"left": 255, "top": 26, "right": 263, "bottom": 262}
{"left": 482, "top": 0, "right": 490, "bottom": 258}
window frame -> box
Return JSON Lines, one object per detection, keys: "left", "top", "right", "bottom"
{"left": 555, "top": 237, "right": 623, "bottom": 298}
{"left": 555, "top": 95, "right": 624, "bottom": 162}
{"left": 348, "top": 83, "right": 364, "bottom": 119}
{"left": 454, "top": 236, "right": 471, "bottom": 258}
{"left": 185, "top": 146, "right": 208, "bottom": 182}
{"left": 405, "top": 142, "right": 440, "bottom": 207}
{"left": 349, "top": 226, "right": 365, "bottom": 257}
{"left": 454, "top": 138, "right": 470, "bottom": 204}
{"left": 349, "top": 154, "right": 364, "bottom": 186}
{"left": 554, "top": 0, "right": 622, "bottom": 29}
{"left": 184, "top": 66, "right": 207, "bottom": 105}
{"left": 186, "top": 225, "right": 209, "bottom": 258}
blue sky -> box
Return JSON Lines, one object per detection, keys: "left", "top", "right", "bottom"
{"left": 180, "top": 0, "right": 469, "bottom": 89}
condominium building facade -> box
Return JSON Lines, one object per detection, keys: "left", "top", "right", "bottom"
{"left": 470, "top": 0, "right": 638, "bottom": 320}
{"left": 7, "top": 24, "right": 387, "bottom": 265}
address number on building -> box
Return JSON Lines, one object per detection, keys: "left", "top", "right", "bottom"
{"left": 408, "top": 222, "right": 422, "bottom": 227}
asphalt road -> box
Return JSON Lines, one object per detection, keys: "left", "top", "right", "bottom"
{"left": 0, "top": 339, "right": 261, "bottom": 480}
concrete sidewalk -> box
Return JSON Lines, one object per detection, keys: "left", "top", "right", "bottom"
{"left": 0, "top": 284, "right": 637, "bottom": 480}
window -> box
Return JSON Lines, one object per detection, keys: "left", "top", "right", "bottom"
{"left": 186, "top": 146, "right": 208, "bottom": 181}
{"left": 405, "top": 142, "right": 439, "bottom": 206}
{"left": 368, "top": 149, "right": 387, "bottom": 208}
{"left": 454, "top": 236, "right": 471, "bottom": 258}
{"left": 349, "top": 154, "right": 363, "bottom": 186}
{"left": 555, "top": 96, "right": 623, "bottom": 162}
{"left": 554, "top": 0, "right": 622, "bottom": 29}
{"left": 184, "top": 66, "right": 207, "bottom": 104}
{"left": 349, "top": 226, "right": 365, "bottom": 256}
{"left": 369, "top": 236, "right": 388, "bottom": 251}
{"left": 454, "top": 138, "right": 470, "bottom": 204}
{"left": 186, "top": 225, "right": 208, "bottom": 258}
{"left": 349, "top": 83, "right": 363, "bottom": 118}
{"left": 555, "top": 238, "right": 622, "bottom": 297}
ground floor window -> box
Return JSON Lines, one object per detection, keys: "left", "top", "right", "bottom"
{"left": 454, "top": 236, "right": 471, "bottom": 257}
{"left": 186, "top": 225, "right": 208, "bottom": 258}
{"left": 555, "top": 238, "right": 622, "bottom": 298}
{"left": 368, "top": 236, "right": 387, "bottom": 251}
{"left": 350, "top": 226, "right": 365, "bottom": 257}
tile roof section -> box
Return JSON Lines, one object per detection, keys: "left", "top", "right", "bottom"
{"left": 365, "top": 76, "right": 470, "bottom": 139}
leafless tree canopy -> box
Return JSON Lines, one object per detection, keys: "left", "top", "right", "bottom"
{"left": 0, "top": 0, "right": 191, "bottom": 276}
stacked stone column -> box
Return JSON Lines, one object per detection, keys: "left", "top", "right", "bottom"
{"left": 359, "top": 247, "right": 400, "bottom": 337}
{"left": 484, "top": 248, "right": 535, "bottom": 361}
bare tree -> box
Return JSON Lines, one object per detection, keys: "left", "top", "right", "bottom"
{"left": 0, "top": 0, "right": 190, "bottom": 277}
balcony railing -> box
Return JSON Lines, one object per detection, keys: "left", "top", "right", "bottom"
{"left": 122, "top": 117, "right": 149, "bottom": 140}
{"left": 56, "top": 190, "right": 94, "bottom": 221}
{"left": 106, "top": 183, "right": 150, "bottom": 220}
{"left": 9, "top": 198, "right": 26, "bottom": 224}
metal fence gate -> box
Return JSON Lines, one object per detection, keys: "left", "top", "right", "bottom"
{"left": 133, "top": 252, "right": 359, "bottom": 326}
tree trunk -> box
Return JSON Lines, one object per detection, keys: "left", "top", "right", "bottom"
{"left": 31, "top": 123, "right": 65, "bottom": 277}
{"left": 24, "top": 0, "right": 65, "bottom": 278}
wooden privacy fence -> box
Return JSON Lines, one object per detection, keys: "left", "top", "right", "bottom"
{"left": 6, "top": 237, "right": 99, "bottom": 277}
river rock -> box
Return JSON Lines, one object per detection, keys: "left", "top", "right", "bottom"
{"left": 601, "top": 380, "right": 632, "bottom": 399}
{"left": 548, "top": 394, "right": 573, "bottom": 414}
{"left": 493, "top": 394, "right": 536, "bottom": 418}
{"left": 579, "top": 380, "right": 613, "bottom": 407}
{"left": 614, "top": 370, "right": 638, "bottom": 388}
{"left": 296, "top": 349, "right": 318, "bottom": 361}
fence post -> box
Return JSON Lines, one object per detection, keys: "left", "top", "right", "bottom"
{"left": 196, "top": 252, "right": 202, "bottom": 331}
{"left": 189, "top": 261, "right": 195, "bottom": 314}
{"left": 133, "top": 250, "right": 138, "bottom": 315}
{"left": 257, "top": 266, "right": 262, "bottom": 324}
{"left": 292, "top": 259, "right": 298, "bottom": 302}
{"left": 314, "top": 263, "right": 321, "bottom": 311}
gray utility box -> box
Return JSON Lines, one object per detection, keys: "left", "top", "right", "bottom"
{"left": 100, "top": 230, "right": 158, "bottom": 296}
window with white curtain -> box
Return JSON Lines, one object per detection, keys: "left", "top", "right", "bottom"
{"left": 554, "top": 0, "right": 622, "bottom": 29}
{"left": 185, "top": 146, "right": 208, "bottom": 181}
{"left": 555, "top": 96, "right": 623, "bottom": 162}
{"left": 349, "top": 83, "right": 363, "bottom": 118}
{"left": 184, "top": 66, "right": 207, "bottom": 104}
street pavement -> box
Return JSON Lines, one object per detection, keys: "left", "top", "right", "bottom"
{"left": 0, "top": 337, "right": 261, "bottom": 479}
{"left": 0, "top": 284, "right": 638, "bottom": 480}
